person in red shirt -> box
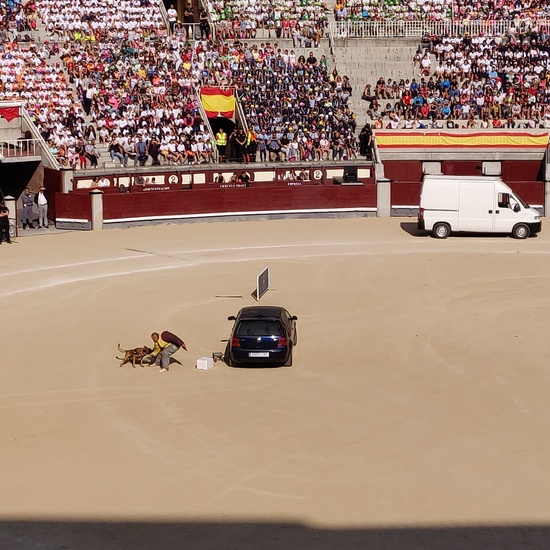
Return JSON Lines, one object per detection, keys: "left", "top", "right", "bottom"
{"left": 420, "top": 103, "right": 430, "bottom": 119}
{"left": 150, "top": 331, "right": 187, "bottom": 373}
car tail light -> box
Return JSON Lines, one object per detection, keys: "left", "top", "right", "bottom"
{"left": 231, "top": 337, "right": 240, "bottom": 348}
{"left": 418, "top": 207, "right": 424, "bottom": 221}
{"left": 278, "top": 337, "right": 288, "bottom": 347}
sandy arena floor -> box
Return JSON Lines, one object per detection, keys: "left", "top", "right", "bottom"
{"left": 2, "top": 217, "right": 550, "bottom": 549}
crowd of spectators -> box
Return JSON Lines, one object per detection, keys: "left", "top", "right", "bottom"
{"left": 0, "top": 0, "right": 357, "bottom": 167}
{"left": 11, "top": 0, "right": 550, "bottom": 169}
{"left": 0, "top": 0, "right": 37, "bottom": 40}
{"left": 227, "top": 42, "right": 358, "bottom": 161}
{"left": 0, "top": 0, "right": 360, "bottom": 166}
{"left": 0, "top": 0, "right": 220, "bottom": 168}
{"left": 208, "top": 0, "right": 328, "bottom": 47}
{"left": 362, "top": 29, "right": 550, "bottom": 130}
{"left": 335, "top": 0, "right": 550, "bottom": 22}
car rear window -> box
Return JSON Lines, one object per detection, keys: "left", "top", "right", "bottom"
{"left": 236, "top": 320, "right": 284, "bottom": 337}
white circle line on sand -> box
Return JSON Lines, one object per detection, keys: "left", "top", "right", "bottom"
{"left": 1, "top": 237, "right": 545, "bottom": 280}
{"left": 0, "top": 241, "right": 404, "bottom": 279}
{"left": 0, "top": 254, "right": 148, "bottom": 278}
{"left": 2, "top": 247, "right": 550, "bottom": 299}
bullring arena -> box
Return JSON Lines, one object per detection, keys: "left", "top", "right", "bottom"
{"left": 2, "top": 217, "right": 550, "bottom": 549}
{"left": 3, "top": 0, "right": 550, "bottom": 546}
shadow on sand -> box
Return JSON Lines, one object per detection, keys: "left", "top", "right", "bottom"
{"left": 400, "top": 221, "right": 539, "bottom": 239}
{"left": 1, "top": 520, "right": 549, "bottom": 549}
{"left": 400, "top": 221, "right": 425, "bottom": 237}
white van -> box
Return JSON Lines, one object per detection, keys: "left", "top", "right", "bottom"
{"left": 418, "top": 175, "right": 542, "bottom": 239}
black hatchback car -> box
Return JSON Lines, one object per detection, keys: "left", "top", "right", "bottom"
{"left": 225, "top": 306, "right": 298, "bottom": 367}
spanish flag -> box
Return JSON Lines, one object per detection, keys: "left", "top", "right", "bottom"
{"left": 201, "top": 87, "right": 235, "bottom": 119}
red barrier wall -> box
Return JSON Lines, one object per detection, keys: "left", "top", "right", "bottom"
{"left": 502, "top": 160, "right": 544, "bottom": 182}
{"left": 102, "top": 185, "right": 377, "bottom": 221}
{"left": 56, "top": 192, "right": 92, "bottom": 221}
{"left": 391, "top": 182, "right": 422, "bottom": 206}
{"left": 43, "top": 167, "right": 64, "bottom": 218}
{"left": 383, "top": 161, "right": 422, "bottom": 182}
{"left": 442, "top": 161, "right": 483, "bottom": 176}
{"left": 507, "top": 181, "right": 545, "bottom": 206}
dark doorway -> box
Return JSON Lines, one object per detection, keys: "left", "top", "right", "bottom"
{"left": 0, "top": 160, "right": 41, "bottom": 199}
{"left": 209, "top": 117, "right": 236, "bottom": 137}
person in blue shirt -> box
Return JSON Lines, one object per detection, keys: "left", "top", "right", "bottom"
{"left": 412, "top": 95, "right": 424, "bottom": 117}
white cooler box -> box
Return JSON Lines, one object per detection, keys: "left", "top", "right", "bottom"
{"left": 196, "top": 357, "right": 214, "bottom": 370}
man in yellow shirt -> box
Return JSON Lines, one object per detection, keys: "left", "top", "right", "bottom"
{"left": 150, "top": 330, "right": 187, "bottom": 373}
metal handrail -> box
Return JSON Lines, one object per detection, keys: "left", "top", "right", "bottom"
{"left": 329, "top": 18, "right": 550, "bottom": 38}
{"left": 20, "top": 107, "right": 61, "bottom": 169}
{"left": 235, "top": 90, "right": 248, "bottom": 134}
{"left": 371, "top": 134, "right": 380, "bottom": 165}
{"left": 158, "top": 0, "right": 170, "bottom": 34}
{"left": 328, "top": 21, "right": 335, "bottom": 56}
{"left": 0, "top": 139, "right": 40, "bottom": 158}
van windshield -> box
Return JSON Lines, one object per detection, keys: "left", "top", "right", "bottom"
{"left": 516, "top": 195, "right": 530, "bottom": 209}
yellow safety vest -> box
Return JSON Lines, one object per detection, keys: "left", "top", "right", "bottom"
{"left": 216, "top": 132, "right": 227, "bottom": 146}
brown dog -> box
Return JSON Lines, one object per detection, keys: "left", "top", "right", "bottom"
{"left": 116, "top": 344, "right": 154, "bottom": 368}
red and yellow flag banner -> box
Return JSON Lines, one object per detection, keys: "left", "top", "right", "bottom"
{"left": 375, "top": 131, "right": 549, "bottom": 149}
{"left": 200, "top": 87, "right": 235, "bottom": 119}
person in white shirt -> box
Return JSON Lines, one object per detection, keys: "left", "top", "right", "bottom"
{"left": 34, "top": 187, "right": 49, "bottom": 229}
{"left": 167, "top": 5, "right": 178, "bottom": 33}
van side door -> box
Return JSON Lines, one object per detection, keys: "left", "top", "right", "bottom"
{"left": 457, "top": 180, "right": 495, "bottom": 232}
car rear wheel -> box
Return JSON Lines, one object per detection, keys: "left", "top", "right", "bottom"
{"left": 224, "top": 343, "right": 238, "bottom": 367}
{"left": 512, "top": 223, "right": 530, "bottom": 239}
{"left": 433, "top": 222, "right": 451, "bottom": 239}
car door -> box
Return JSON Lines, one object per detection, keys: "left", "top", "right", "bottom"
{"left": 282, "top": 308, "right": 297, "bottom": 345}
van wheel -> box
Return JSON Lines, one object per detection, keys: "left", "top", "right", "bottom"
{"left": 433, "top": 223, "right": 451, "bottom": 239}
{"left": 512, "top": 224, "right": 530, "bottom": 239}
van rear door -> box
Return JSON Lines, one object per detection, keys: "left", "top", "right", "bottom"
{"left": 458, "top": 180, "right": 495, "bottom": 232}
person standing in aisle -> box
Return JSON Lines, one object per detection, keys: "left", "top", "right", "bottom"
{"left": 21, "top": 187, "right": 35, "bottom": 229}
{"left": 34, "top": 186, "right": 49, "bottom": 228}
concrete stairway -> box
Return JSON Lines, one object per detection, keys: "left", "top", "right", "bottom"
{"left": 332, "top": 38, "right": 422, "bottom": 126}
